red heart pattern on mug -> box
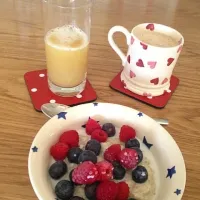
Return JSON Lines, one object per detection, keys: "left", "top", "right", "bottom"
{"left": 167, "top": 58, "right": 174, "bottom": 66}
{"left": 130, "top": 70, "right": 136, "bottom": 78}
{"left": 147, "top": 61, "right": 157, "bottom": 69}
{"left": 150, "top": 78, "right": 159, "bottom": 85}
{"left": 178, "top": 38, "right": 182, "bottom": 45}
{"left": 143, "top": 92, "right": 152, "bottom": 98}
{"left": 143, "top": 92, "right": 148, "bottom": 96}
{"left": 122, "top": 80, "right": 126, "bottom": 87}
{"left": 136, "top": 59, "right": 144, "bottom": 67}
{"left": 161, "top": 78, "right": 168, "bottom": 84}
{"left": 140, "top": 42, "right": 148, "bottom": 50}
{"left": 146, "top": 23, "right": 155, "bottom": 31}
{"left": 177, "top": 45, "right": 183, "bottom": 53}
{"left": 127, "top": 55, "right": 131, "bottom": 64}
{"left": 131, "top": 36, "right": 135, "bottom": 45}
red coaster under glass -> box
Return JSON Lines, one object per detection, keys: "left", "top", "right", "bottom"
{"left": 110, "top": 71, "right": 179, "bottom": 108}
{"left": 24, "top": 69, "right": 97, "bottom": 111}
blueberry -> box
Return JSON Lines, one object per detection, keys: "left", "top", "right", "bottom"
{"left": 131, "top": 147, "right": 143, "bottom": 164}
{"left": 69, "top": 169, "right": 74, "bottom": 182}
{"left": 68, "top": 147, "right": 83, "bottom": 164}
{"left": 112, "top": 161, "right": 126, "bottom": 180}
{"left": 84, "top": 182, "right": 99, "bottom": 200}
{"left": 128, "top": 198, "right": 137, "bottom": 200}
{"left": 132, "top": 166, "right": 148, "bottom": 183}
{"left": 55, "top": 180, "right": 74, "bottom": 200}
{"left": 125, "top": 138, "right": 140, "bottom": 148}
{"left": 102, "top": 123, "right": 116, "bottom": 137}
{"left": 85, "top": 139, "right": 101, "bottom": 155}
{"left": 78, "top": 150, "right": 97, "bottom": 164}
{"left": 48, "top": 161, "right": 67, "bottom": 180}
{"left": 70, "top": 196, "right": 85, "bottom": 200}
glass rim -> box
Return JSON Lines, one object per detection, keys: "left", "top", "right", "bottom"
{"left": 43, "top": 0, "right": 93, "bottom": 9}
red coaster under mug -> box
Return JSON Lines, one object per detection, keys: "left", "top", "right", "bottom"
{"left": 110, "top": 71, "right": 179, "bottom": 108}
{"left": 24, "top": 69, "right": 97, "bottom": 111}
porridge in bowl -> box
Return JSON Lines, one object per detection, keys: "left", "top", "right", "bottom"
{"left": 49, "top": 117, "right": 158, "bottom": 200}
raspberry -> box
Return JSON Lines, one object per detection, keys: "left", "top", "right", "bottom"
{"left": 59, "top": 130, "right": 79, "bottom": 148}
{"left": 104, "top": 144, "right": 121, "bottom": 162}
{"left": 72, "top": 161, "right": 98, "bottom": 184}
{"left": 96, "top": 181, "right": 118, "bottom": 200}
{"left": 50, "top": 142, "right": 69, "bottom": 160}
{"left": 91, "top": 129, "right": 108, "bottom": 143}
{"left": 118, "top": 148, "right": 138, "bottom": 169}
{"left": 86, "top": 118, "right": 101, "bottom": 135}
{"left": 119, "top": 125, "right": 136, "bottom": 142}
{"left": 116, "top": 182, "right": 129, "bottom": 200}
{"left": 96, "top": 161, "right": 113, "bottom": 181}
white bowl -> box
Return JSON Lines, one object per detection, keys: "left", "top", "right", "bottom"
{"left": 28, "top": 103, "right": 186, "bottom": 200}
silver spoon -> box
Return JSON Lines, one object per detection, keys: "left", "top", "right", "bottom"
{"left": 41, "top": 103, "right": 169, "bottom": 125}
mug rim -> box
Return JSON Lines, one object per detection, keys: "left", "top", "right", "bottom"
{"left": 131, "top": 23, "right": 184, "bottom": 49}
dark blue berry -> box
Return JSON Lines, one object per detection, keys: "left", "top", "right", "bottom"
{"left": 132, "top": 166, "right": 148, "bottom": 183}
{"left": 48, "top": 161, "right": 67, "bottom": 180}
{"left": 102, "top": 123, "right": 116, "bottom": 137}
{"left": 78, "top": 150, "right": 97, "bottom": 164}
{"left": 68, "top": 147, "right": 83, "bottom": 164}
{"left": 112, "top": 161, "right": 126, "bottom": 180}
{"left": 55, "top": 180, "right": 74, "bottom": 200}
{"left": 85, "top": 139, "right": 101, "bottom": 155}
{"left": 131, "top": 147, "right": 143, "bottom": 164}
{"left": 84, "top": 182, "right": 99, "bottom": 200}
{"left": 69, "top": 169, "right": 74, "bottom": 182}
{"left": 125, "top": 138, "right": 140, "bottom": 148}
{"left": 128, "top": 198, "right": 137, "bottom": 200}
{"left": 70, "top": 196, "right": 85, "bottom": 200}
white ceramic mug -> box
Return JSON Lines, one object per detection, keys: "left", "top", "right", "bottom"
{"left": 108, "top": 23, "right": 184, "bottom": 98}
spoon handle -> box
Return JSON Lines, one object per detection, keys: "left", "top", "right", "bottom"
{"left": 154, "top": 118, "right": 169, "bottom": 125}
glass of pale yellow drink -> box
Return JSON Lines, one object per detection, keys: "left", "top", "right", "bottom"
{"left": 43, "top": 0, "right": 92, "bottom": 96}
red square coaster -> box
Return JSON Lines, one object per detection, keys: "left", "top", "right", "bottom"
{"left": 110, "top": 71, "right": 179, "bottom": 108}
{"left": 24, "top": 69, "right": 97, "bottom": 111}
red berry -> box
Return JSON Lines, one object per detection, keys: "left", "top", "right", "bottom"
{"left": 96, "top": 161, "right": 113, "bottom": 181}
{"left": 116, "top": 182, "right": 129, "bottom": 200}
{"left": 104, "top": 144, "right": 121, "bottom": 162}
{"left": 96, "top": 181, "right": 118, "bottom": 200}
{"left": 119, "top": 125, "right": 136, "bottom": 142}
{"left": 118, "top": 148, "right": 138, "bottom": 169}
{"left": 59, "top": 130, "right": 79, "bottom": 148}
{"left": 50, "top": 142, "right": 69, "bottom": 160}
{"left": 91, "top": 129, "right": 108, "bottom": 143}
{"left": 72, "top": 161, "right": 98, "bottom": 184}
{"left": 86, "top": 118, "right": 101, "bottom": 135}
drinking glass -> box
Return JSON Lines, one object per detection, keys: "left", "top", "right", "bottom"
{"left": 43, "top": 0, "right": 93, "bottom": 96}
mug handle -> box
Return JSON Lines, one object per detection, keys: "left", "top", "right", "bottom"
{"left": 108, "top": 26, "right": 131, "bottom": 66}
